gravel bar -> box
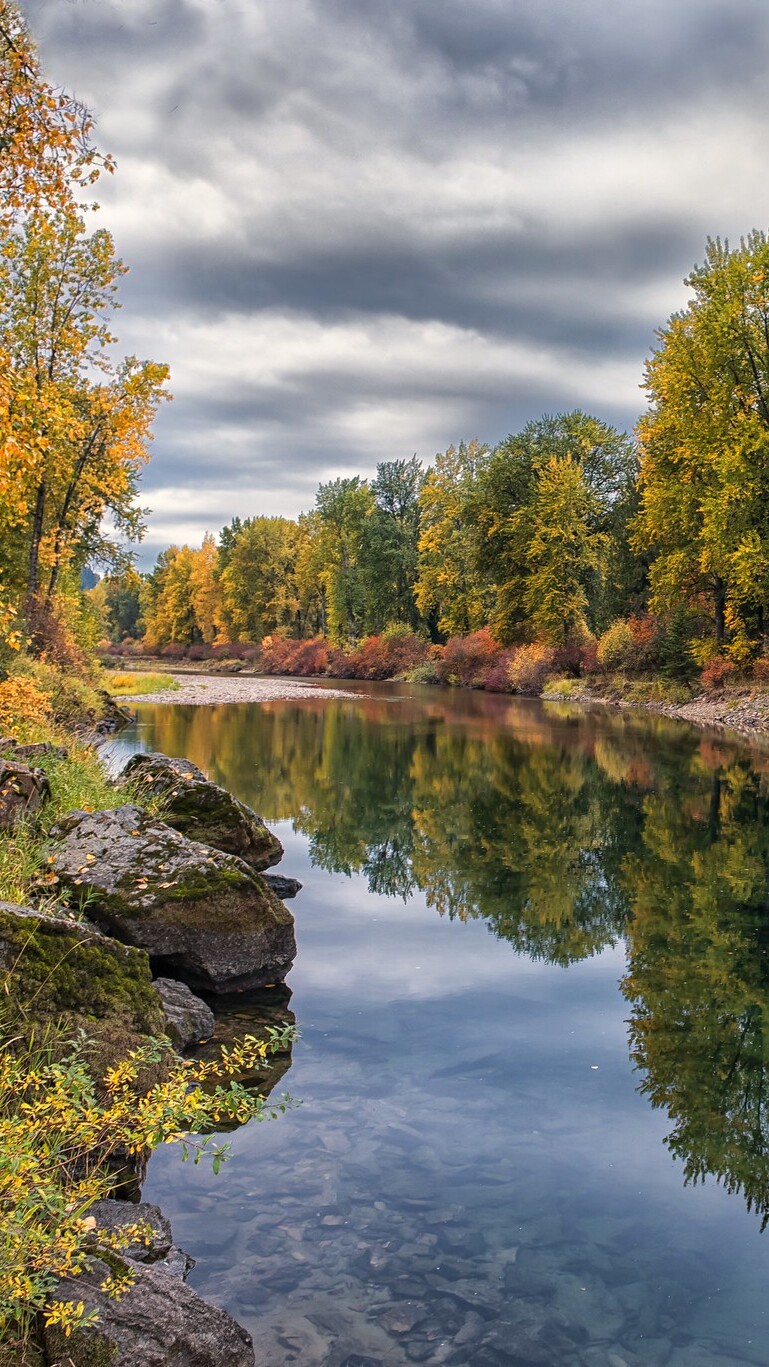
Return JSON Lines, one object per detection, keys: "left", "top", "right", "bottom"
{"left": 118, "top": 675, "right": 356, "bottom": 705}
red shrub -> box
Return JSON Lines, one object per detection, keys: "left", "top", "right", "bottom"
{"left": 628, "top": 614, "right": 663, "bottom": 670}
{"left": 186, "top": 643, "right": 213, "bottom": 661}
{"left": 751, "top": 655, "right": 769, "bottom": 684}
{"left": 343, "top": 631, "right": 432, "bottom": 680}
{"left": 160, "top": 641, "right": 187, "bottom": 660}
{"left": 507, "top": 643, "right": 557, "bottom": 695}
{"left": 437, "top": 629, "right": 504, "bottom": 687}
{"left": 700, "top": 656, "right": 738, "bottom": 691}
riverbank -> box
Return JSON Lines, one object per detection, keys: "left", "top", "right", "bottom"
{"left": 543, "top": 680, "right": 769, "bottom": 740}
{"left": 116, "top": 674, "right": 357, "bottom": 705}
{"left": 115, "top": 667, "right": 769, "bottom": 744}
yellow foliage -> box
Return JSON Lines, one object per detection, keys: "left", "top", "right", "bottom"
{"left": 0, "top": 675, "right": 51, "bottom": 729}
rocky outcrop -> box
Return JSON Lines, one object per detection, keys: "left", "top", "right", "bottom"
{"left": 153, "top": 976, "right": 215, "bottom": 1050}
{"left": 49, "top": 805, "right": 297, "bottom": 994}
{"left": 0, "top": 901, "right": 164, "bottom": 1044}
{"left": 43, "top": 1253, "right": 255, "bottom": 1366}
{"left": 96, "top": 688, "right": 136, "bottom": 735}
{"left": 263, "top": 872, "right": 302, "bottom": 899}
{"left": 123, "top": 752, "right": 283, "bottom": 871}
{"left": 0, "top": 757, "right": 50, "bottom": 831}
{"left": 87, "top": 1199, "right": 196, "bottom": 1280}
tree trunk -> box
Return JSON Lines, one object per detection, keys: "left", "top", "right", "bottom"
{"left": 714, "top": 579, "right": 726, "bottom": 644}
{"left": 26, "top": 480, "right": 47, "bottom": 600}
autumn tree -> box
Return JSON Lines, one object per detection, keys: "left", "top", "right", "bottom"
{"left": 416, "top": 441, "right": 490, "bottom": 639}
{"left": 218, "top": 517, "right": 300, "bottom": 642}
{"left": 636, "top": 233, "right": 769, "bottom": 658}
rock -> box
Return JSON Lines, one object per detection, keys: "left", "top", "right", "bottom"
{"left": 43, "top": 1254, "right": 255, "bottom": 1366}
{"left": 0, "top": 901, "right": 164, "bottom": 1047}
{"left": 12, "top": 740, "right": 68, "bottom": 761}
{"left": 96, "top": 688, "right": 136, "bottom": 734}
{"left": 263, "top": 872, "right": 302, "bottom": 898}
{"left": 153, "top": 976, "right": 215, "bottom": 1049}
{"left": 49, "top": 805, "right": 297, "bottom": 994}
{"left": 0, "top": 758, "right": 50, "bottom": 830}
{"left": 89, "top": 1199, "right": 173, "bottom": 1262}
{"left": 88, "top": 1199, "right": 196, "bottom": 1281}
{"left": 123, "top": 752, "right": 283, "bottom": 871}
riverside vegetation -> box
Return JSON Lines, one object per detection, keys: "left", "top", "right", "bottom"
{"left": 0, "top": 8, "right": 298, "bottom": 1361}
{"left": 5, "top": 0, "right": 769, "bottom": 1361}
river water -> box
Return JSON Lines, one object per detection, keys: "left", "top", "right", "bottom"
{"left": 110, "top": 682, "right": 769, "bottom": 1366}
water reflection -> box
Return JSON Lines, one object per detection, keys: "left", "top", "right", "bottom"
{"left": 115, "top": 689, "right": 769, "bottom": 1363}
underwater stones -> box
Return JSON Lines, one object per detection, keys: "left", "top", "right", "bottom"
{"left": 0, "top": 757, "right": 50, "bottom": 831}
{"left": 153, "top": 976, "right": 215, "bottom": 1050}
{"left": 49, "top": 804, "right": 297, "bottom": 993}
{"left": 263, "top": 872, "right": 303, "bottom": 898}
{"left": 123, "top": 751, "right": 283, "bottom": 871}
{"left": 44, "top": 1254, "right": 255, "bottom": 1367}
{"left": 0, "top": 900, "right": 164, "bottom": 1041}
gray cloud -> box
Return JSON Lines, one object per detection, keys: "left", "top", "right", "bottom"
{"left": 21, "top": 0, "right": 769, "bottom": 563}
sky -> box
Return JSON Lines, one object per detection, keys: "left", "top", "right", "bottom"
{"left": 23, "top": 0, "right": 769, "bottom": 564}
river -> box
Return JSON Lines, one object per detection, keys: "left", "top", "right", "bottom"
{"left": 110, "top": 681, "right": 769, "bottom": 1366}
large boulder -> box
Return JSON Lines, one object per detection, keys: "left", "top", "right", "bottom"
{"left": 0, "top": 901, "right": 164, "bottom": 1048}
{"left": 0, "top": 757, "right": 50, "bottom": 831}
{"left": 123, "top": 752, "right": 283, "bottom": 871}
{"left": 153, "top": 976, "right": 215, "bottom": 1050}
{"left": 49, "top": 805, "right": 296, "bottom": 994}
{"left": 43, "top": 1254, "right": 255, "bottom": 1367}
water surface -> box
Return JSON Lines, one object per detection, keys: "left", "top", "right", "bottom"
{"left": 111, "top": 684, "right": 769, "bottom": 1366}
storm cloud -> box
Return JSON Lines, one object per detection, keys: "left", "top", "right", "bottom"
{"left": 22, "top": 0, "right": 769, "bottom": 560}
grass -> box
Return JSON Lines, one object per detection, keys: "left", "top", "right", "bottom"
{"left": 0, "top": 723, "right": 166, "bottom": 911}
{"left": 106, "top": 671, "right": 179, "bottom": 696}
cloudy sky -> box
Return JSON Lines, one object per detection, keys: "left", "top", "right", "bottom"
{"left": 23, "top": 0, "right": 769, "bottom": 563}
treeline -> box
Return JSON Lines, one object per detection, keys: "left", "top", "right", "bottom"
{"left": 103, "top": 412, "right": 641, "bottom": 660}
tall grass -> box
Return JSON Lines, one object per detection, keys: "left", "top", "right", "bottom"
{"left": 106, "top": 672, "right": 179, "bottom": 696}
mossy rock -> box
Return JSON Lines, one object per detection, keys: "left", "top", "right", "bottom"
{"left": 49, "top": 806, "right": 296, "bottom": 994}
{"left": 0, "top": 902, "right": 164, "bottom": 1046}
{"left": 123, "top": 752, "right": 283, "bottom": 871}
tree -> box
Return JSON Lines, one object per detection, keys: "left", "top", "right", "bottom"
{"left": 0, "top": 208, "right": 168, "bottom": 620}
{"left": 360, "top": 457, "right": 423, "bottom": 632}
{"left": 636, "top": 233, "right": 769, "bottom": 658}
{"left": 416, "top": 441, "right": 489, "bottom": 639}
{"left": 218, "top": 517, "right": 300, "bottom": 642}
{"left": 468, "top": 413, "right": 636, "bottom": 643}
{"left": 314, "top": 478, "right": 374, "bottom": 644}
{"left": 522, "top": 455, "right": 606, "bottom": 645}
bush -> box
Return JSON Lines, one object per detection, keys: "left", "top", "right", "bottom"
{"left": 700, "top": 656, "right": 738, "bottom": 692}
{"left": 507, "top": 643, "right": 556, "bottom": 695}
{"left": 0, "top": 676, "right": 52, "bottom": 731}
{"left": 596, "top": 619, "right": 635, "bottom": 673}
{"left": 437, "top": 629, "right": 503, "bottom": 688}
{"left": 0, "top": 1025, "right": 295, "bottom": 1353}
{"left": 344, "top": 631, "right": 432, "bottom": 681}
{"left": 186, "top": 643, "right": 213, "bottom": 661}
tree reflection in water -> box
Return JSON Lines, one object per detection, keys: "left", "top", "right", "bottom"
{"left": 132, "top": 688, "right": 769, "bottom": 1225}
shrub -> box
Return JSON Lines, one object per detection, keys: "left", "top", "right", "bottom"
{"left": 159, "top": 641, "right": 187, "bottom": 660}
{"left": 437, "top": 629, "right": 503, "bottom": 688}
{"left": 344, "top": 631, "right": 432, "bottom": 681}
{"left": 481, "top": 649, "right": 517, "bottom": 692}
{"left": 596, "top": 619, "right": 635, "bottom": 673}
{"left": 0, "top": 1025, "right": 295, "bottom": 1353}
{"left": 507, "top": 643, "right": 556, "bottom": 695}
{"left": 186, "top": 643, "right": 213, "bottom": 661}
{"left": 700, "top": 656, "right": 738, "bottom": 692}
{"left": 0, "top": 676, "right": 52, "bottom": 731}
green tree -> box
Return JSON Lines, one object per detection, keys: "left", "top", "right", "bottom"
{"left": 636, "top": 233, "right": 769, "bottom": 658}
{"left": 360, "top": 457, "right": 423, "bottom": 632}
{"left": 314, "top": 478, "right": 374, "bottom": 644}
{"left": 218, "top": 517, "right": 299, "bottom": 642}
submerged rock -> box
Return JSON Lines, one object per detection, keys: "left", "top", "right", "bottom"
{"left": 49, "top": 805, "right": 296, "bottom": 994}
{"left": 44, "top": 1253, "right": 255, "bottom": 1366}
{"left": 0, "top": 900, "right": 164, "bottom": 1047}
{"left": 0, "top": 758, "right": 50, "bottom": 831}
{"left": 263, "top": 872, "right": 302, "bottom": 899}
{"left": 154, "top": 975, "right": 215, "bottom": 1050}
{"left": 123, "top": 751, "right": 283, "bottom": 871}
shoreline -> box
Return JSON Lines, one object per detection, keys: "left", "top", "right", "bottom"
{"left": 115, "top": 670, "right": 769, "bottom": 743}
{"left": 117, "top": 674, "right": 359, "bottom": 705}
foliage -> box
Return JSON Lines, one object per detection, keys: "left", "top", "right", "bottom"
{"left": 700, "top": 656, "right": 739, "bottom": 692}
{"left": 0, "top": 1024, "right": 295, "bottom": 1349}
{"left": 636, "top": 232, "right": 769, "bottom": 658}
{"left": 596, "top": 619, "right": 635, "bottom": 673}
{"left": 437, "top": 629, "right": 503, "bottom": 688}
{"left": 507, "top": 643, "right": 557, "bottom": 695}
